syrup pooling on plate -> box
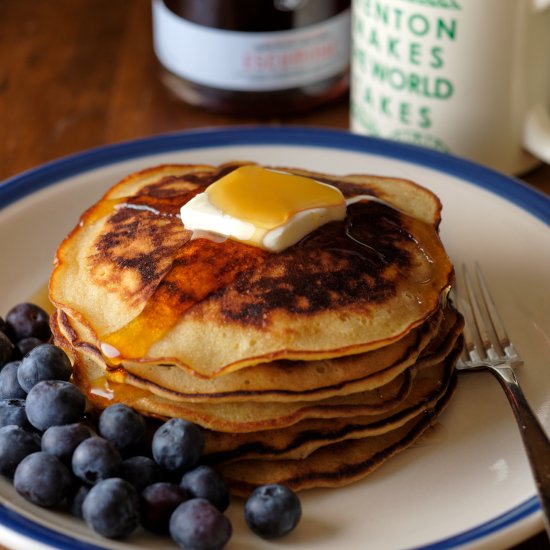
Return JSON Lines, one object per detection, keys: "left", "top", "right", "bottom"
{"left": 95, "top": 165, "right": 439, "bottom": 366}
{"left": 29, "top": 283, "right": 55, "bottom": 314}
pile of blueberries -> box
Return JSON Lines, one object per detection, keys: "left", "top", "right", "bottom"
{"left": 0, "top": 303, "right": 302, "bottom": 549}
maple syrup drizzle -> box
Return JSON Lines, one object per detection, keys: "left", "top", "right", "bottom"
{"left": 101, "top": 237, "right": 267, "bottom": 361}
{"left": 88, "top": 374, "right": 151, "bottom": 405}
{"left": 85, "top": 189, "right": 200, "bottom": 225}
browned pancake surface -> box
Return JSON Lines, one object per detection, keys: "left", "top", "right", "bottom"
{"left": 50, "top": 162, "right": 454, "bottom": 377}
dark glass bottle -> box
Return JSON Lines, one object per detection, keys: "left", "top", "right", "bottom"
{"left": 152, "top": 0, "right": 351, "bottom": 115}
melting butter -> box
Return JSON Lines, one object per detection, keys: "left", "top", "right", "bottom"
{"left": 180, "top": 165, "right": 347, "bottom": 252}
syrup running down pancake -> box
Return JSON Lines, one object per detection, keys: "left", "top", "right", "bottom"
{"left": 49, "top": 161, "right": 462, "bottom": 494}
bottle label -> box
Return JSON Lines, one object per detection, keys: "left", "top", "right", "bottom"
{"left": 152, "top": 0, "right": 350, "bottom": 91}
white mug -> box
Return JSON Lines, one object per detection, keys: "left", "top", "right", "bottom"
{"left": 350, "top": 0, "right": 550, "bottom": 174}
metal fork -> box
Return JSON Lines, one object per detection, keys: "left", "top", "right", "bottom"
{"left": 454, "top": 263, "right": 550, "bottom": 537}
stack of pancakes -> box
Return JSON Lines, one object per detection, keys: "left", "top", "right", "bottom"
{"left": 49, "top": 162, "right": 463, "bottom": 496}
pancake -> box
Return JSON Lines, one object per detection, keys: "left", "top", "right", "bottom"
{"left": 50, "top": 162, "right": 454, "bottom": 378}
{"left": 52, "top": 305, "right": 461, "bottom": 436}
{"left": 53, "top": 306, "right": 453, "bottom": 403}
{"left": 216, "top": 374, "right": 456, "bottom": 496}
{"left": 119, "top": 304, "right": 460, "bottom": 403}
{"left": 66, "top": 341, "right": 415, "bottom": 433}
{"left": 203, "top": 343, "right": 460, "bottom": 463}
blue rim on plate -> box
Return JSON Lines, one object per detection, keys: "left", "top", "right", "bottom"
{"left": 0, "top": 126, "right": 548, "bottom": 549}
{"left": 2, "top": 126, "right": 549, "bottom": 223}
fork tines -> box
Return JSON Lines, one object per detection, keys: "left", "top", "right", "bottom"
{"left": 455, "top": 263, "right": 522, "bottom": 368}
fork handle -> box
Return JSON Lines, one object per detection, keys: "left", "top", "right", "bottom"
{"left": 491, "top": 364, "right": 550, "bottom": 536}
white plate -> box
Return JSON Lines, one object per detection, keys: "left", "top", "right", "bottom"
{"left": 0, "top": 127, "right": 549, "bottom": 550}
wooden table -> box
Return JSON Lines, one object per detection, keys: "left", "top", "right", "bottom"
{"left": 1, "top": 1, "right": 549, "bottom": 549}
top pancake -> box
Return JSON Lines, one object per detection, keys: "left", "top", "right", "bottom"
{"left": 49, "top": 162, "right": 454, "bottom": 378}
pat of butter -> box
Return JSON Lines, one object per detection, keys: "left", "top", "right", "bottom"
{"left": 180, "top": 166, "right": 347, "bottom": 252}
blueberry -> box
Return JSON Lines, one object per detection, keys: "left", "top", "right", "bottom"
{"left": 16, "top": 337, "right": 43, "bottom": 358}
{"left": 42, "top": 423, "right": 92, "bottom": 464}
{"left": 25, "top": 380, "right": 85, "bottom": 431}
{"left": 0, "top": 316, "right": 5, "bottom": 334}
{"left": 141, "top": 482, "right": 189, "bottom": 535}
{"left": 0, "top": 361, "right": 27, "bottom": 399}
{"left": 17, "top": 344, "right": 72, "bottom": 392}
{"left": 14, "top": 452, "right": 73, "bottom": 507}
{"left": 0, "top": 425, "right": 41, "bottom": 477}
{"left": 152, "top": 418, "right": 204, "bottom": 474}
{"left": 5, "top": 303, "right": 51, "bottom": 343}
{"left": 82, "top": 478, "right": 140, "bottom": 538}
{"left": 98, "top": 403, "right": 146, "bottom": 453}
{"left": 119, "top": 455, "right": 162, "bottom": 492}
{"left": 244, "top": 484, "right": 301, "bottom": 539}
{"left": 0, "top": 331, "right": 14, "bottom": 368}
{"left": 68, "top": 483, "right": 91, "bottom": 519}
{"left": 180, "top": 465, "right": 230, "bottom": 512}
{"left": 0, "top": 398, "right": 30, "bottom": 429}
{"left": 72, "top": 437, "right": 121, "bottom": 484}
{"left": 170, "top": 498, "right": 232, "bottom": 550}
